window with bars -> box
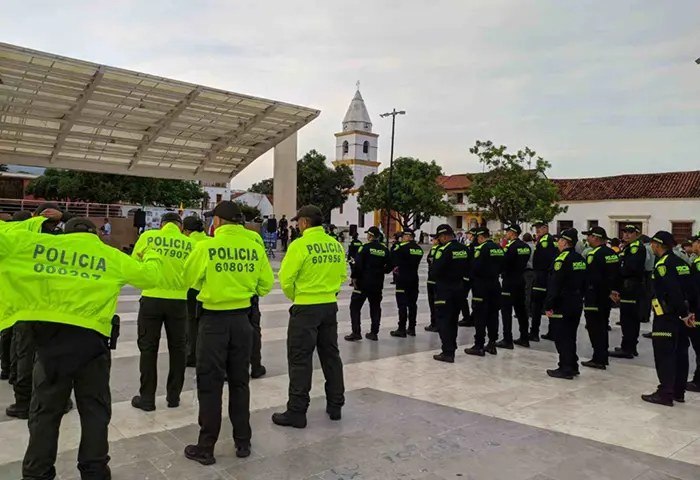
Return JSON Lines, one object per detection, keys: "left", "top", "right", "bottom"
{"left": 671, "top": 221, "right": 694, "bottom": 245}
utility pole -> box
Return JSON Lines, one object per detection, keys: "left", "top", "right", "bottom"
{"left": 379, "top": 108, "right": 406, "bottom": 245}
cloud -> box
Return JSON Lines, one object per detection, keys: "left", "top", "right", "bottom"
{"left": 2, "top": 0, "right": 700, "bottom": 188}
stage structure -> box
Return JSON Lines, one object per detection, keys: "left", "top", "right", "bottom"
{"left": 0, "top": 43, "right": 319, "bottom": 218}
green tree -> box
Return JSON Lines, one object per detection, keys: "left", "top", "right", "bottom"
{"left": 357, "top": 157, "right": 453, "bottom": 229}
{"left": 26, "top": 169, "right": 205, "bottom": 207}
{"left": 248, "top": 150, "right": 354, "bottom": 222}
{"left": 466, "top": 140, "right": 567, "bottom": 224}
{"left": 234, "top": 201, "right": 261, "bottom": 222}
{"left": 249, "top": 178, "right": 273, "bottom": 195}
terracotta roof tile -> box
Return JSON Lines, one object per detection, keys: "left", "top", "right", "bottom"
{"left": 552, "top": 171, "right": 700, "bottom": 201}
{"left": 438, "top": 174, "right": 472, "bottom": 191}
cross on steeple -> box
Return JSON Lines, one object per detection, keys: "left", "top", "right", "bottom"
{"left": 356, "top": 80, "right": 360, "bottom": 91}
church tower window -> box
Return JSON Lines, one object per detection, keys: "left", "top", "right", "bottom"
{"left": 362, "top": 141, "right": 370, "bottom": 154}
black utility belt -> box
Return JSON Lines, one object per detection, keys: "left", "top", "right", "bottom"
{"left": 201, "top": 307, "right": 252, "bottom": 315}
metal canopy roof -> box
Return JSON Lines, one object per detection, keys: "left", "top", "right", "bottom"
{"left": 0, "top": 43, "right": 320, "bottom": 182}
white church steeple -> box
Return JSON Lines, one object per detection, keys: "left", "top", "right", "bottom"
{"left": 342, "top": 83, "right": 373, "bottom": 133}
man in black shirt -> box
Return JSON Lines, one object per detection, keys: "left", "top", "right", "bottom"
{"left": 464, "top": 227, "right": 504, "bottom": 357}
{"left": 498, "top": 224, "right": 531, "bottom": 349}
{"left": 390, "top": 229, "right": 424, "bottom": 337}
{"left": 346, "top": 233, "right": 363, "bottom": 284}
{"left": 544, "top": 228, "right": 586, "bottom": 380}
{"left": 642, "top": 231, "right": 696, "bottom": 406}
{"left": 581, "top": 226, "right": 620, "bottom": 370}
{"left": 530, "top": 220, "right": 557, "bottom": 342}
{"left": 431, "top": 224, "right": 469, "bottom": 363}
{"left": 345, "top": 227, "right": 392, "bottom": 341}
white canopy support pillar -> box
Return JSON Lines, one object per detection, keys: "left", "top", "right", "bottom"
{"left": 273, "top": 131, "right": 297, "bottom": 221}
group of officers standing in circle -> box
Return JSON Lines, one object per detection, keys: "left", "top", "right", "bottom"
{"left": 345, "top": 220, "right": 700, "bottom": 408}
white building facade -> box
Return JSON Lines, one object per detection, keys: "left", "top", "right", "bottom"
{"left": 330, "top": 88, "right": 379, "bottom": 233}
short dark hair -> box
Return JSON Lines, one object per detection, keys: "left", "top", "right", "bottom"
{"left": 522, "top": 232, "right": 533, "bottom": 242}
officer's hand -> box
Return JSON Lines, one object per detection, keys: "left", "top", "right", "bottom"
{"left": 684, "top": 314, "right": 695, "bottom": 328}
{"left": 40, "top": 208, "right": 63, "bottom": 221}
{"left": 545, "top": 310, "right": 553, "bottom": 318}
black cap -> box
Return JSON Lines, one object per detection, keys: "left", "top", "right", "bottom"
{"left": 559, "top": 228, "right": 579, "bottom": 244}
{"left": 622, "top": 224, "right": 641, "bottom": 233}
{"left": 183, "top": 215, "right": 204, "bottom": 232}
{"left": 583, "top": 226, "right": 608, "bottom": 239}
{"left": 291, "top": 205, "right": 323, "bottom": 223}
{"left": 33, "top": 202, "right": 60, "bottom": 215}
{"left": 366, "top": 226, "right": 382, "bottom": 237}
{"left": 64, "top": 217, "right": 97, "bottom": 234}
{"left": 474, "top": 226, "right": 490, "bottom": 237}
{"left": 401, "top": 228, "right": 415, "bottom": 237}
{"left": 651, "top": 230, "right": 675, "bottom": 247}
{"left": 11, "top": 210, "right": 32, "bottom": 222}
{"left": 505, "top": 224, "right": 521, "bottom": 235}
{"left": 434, "top": 224, "right": 454, "bottom": 236}
{"left": 212, "top": 201, "right": 243, "bottom": 222}
{"left": 467, "top": 227, "right": 477, "bottom": 236}
{"left": 532, "top": 219, "right": 547, "bottom": 227}
{"left": 161, "top": 212, "right": 182, "bottom": 225}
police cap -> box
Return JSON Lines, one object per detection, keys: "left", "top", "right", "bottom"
{"left": 183, "top": 215, "right": 204, "bottom": 232}
{"left": 622, "top": 224, "right": 641, "bottom": 233}
{"left": 291, "top": 205, "right": 323, "bottom": 223}
{"left": 212, "top": 201, "right": 243, "bottom": 222}
{"left": 161, "top": 212, "right": 183, "bottom": 225}
{"left": 474, "top": 227, "right": 490, "bottom": 237}
{"left": 64, "top": 217, "right": 98, "bottom": 234}
{"left": 34, "top": 202, "right": 60, "bottom": 216}
{"left": 401, "top": 228, "right": 415, "bottom": 237}
{"left": 11, "top": 210, "right": 32, "bottom": 222}
{"left": 651, "top": 230, "right": 675, "bottom": 247}
{"left": 531, "top": 219, "right": 547, "bottom": 228}
{"left": 434, "top": 224, "right": 454, "bottom": 236}
{"left": 505, "top": 224, "right": 521, "bottom": 235}
{"left": 365, "top": 226, "right": 382, "bottom": 237}
{"left": 559, "top": 228, "right": 578, "bottom": 245}
{"left": 582, "top": 225, "right": 608, "bottom": 240}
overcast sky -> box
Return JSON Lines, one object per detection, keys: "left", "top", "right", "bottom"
{"left": 2, "top": 0, "right": 699, "bottom": 189}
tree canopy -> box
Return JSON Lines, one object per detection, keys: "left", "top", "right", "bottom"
{"left": 466, "top": 140, "right": 567, "bottom": 224}
{"left": 249, "top": 178, "right": 273, "bottom": 195}
{"left": 248, "top": 149, "right": 354, "bottom": 222}
{"left": 25, "top": 169, "right": 205, "bottom": 207}
{"left": 357, "top": 157, "right": 453, "bottom": 229}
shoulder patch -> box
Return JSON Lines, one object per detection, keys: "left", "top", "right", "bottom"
{"left": 657, "top": 265, "right": 666, "bottom": 277}
{"left": 587, "top": 255, "right": 594, "bottom": 264}
{"left": 435, "top": 250, "right": 442, "bottom": 260}
{"left": 554, "top": 261, "right": 562, "bottom": 271}
{"left": 630, "top": 246, "right": 638, "bottom": 255}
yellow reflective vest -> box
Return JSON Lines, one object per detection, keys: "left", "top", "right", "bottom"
{"left": 278, "top": 226, "right": 347, "bottom": 304}
{"left": 0, "top": 230, "right": 162, "bottom": 336}
{"left": 183, "top": 224, "right": 274, "bottom": 310}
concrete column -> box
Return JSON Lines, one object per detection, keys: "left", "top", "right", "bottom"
{"left": 273, "top": 132, "right": 297, "bottom": 219}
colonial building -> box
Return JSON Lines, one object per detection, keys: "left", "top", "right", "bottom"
{"left": 330, "top": 87, "right": 380, "bottom": 232}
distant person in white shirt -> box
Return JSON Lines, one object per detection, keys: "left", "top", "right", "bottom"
{"left": 100, "top": 218, "right": 112, "bottom": 241}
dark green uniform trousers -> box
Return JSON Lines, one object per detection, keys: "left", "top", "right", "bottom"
{"left": 196, "top": 309, "right": 252, "bottom": 450}
{"left": 0, "top": 326, "right": 12, "bottom": 377}
{"left": 249, "top": 297, "right": 263, "bottom": 370}
{"left": 13, "top": 322, "right": 36, "bottom": 410}
{"left": 287, "top": 303, "right": 345, "bottom": 415}
{"left": 22, "top": 324, "right": 111, "bottom": 480}
{"left": 137, "top": 297, "right": 187, "bottom": 406}
{"left": 186, "top": 289, "right": 201, "bottom": 366}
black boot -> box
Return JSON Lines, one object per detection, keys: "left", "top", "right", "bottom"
{"left": 641, "top": 391, "right": 673, "bottom": 407}
{"left": 235, "top": 442, "right": 252, "bottom": 458}
{"left": 406, "top": 327, "right": 416, "bottom": 337}
{"left": 685, "top": 382, "right": 700, "bottom": 393}
{"left": 326, "top": 407, "right": 342, "bottom": 421}
{"left": 390, "top": 329, "right": 407, "bottom": 338}
{"left": 344, "top": 333, "right": 362, "bottom": 342}
{"left": 365, "top": 332, "right": 378, "bottom": 341}
{"left": 131, "top": 395, "right": 156, "bottom": 412}
{"left": 433, "top": 353, "right": 455, "bottom": 363}
{"left": 513, "top": 337, "right": 530, "bottom": 348}
{"left": 458, "top": 318, "right": 474, "bottom": 327}
{"left": 271, "top": 411, "right": 307, "bottom": 428}
{"left": 5, "top": 403, "right": 29, "bottom": 419}
{"left": 251, "top": 365, "right": 267, "bottom": 379}
{"left": 424, "top": 325, "right": 439, "bottom": 332}
{"left": 541, "top": 332, "right": 554, "bottom": 341}
{"left": 546, "top": 368, "right": 574, "bottom": 380}
{"left": 184, "top": 445, "right": 216, "bottom": 465}
{"left": 581, "top": 360, "right": 606, "bottom": 370}
{"left": 485, "top": 343, "right": 498, "bottom": 355}
{"left": 495, "top": 339, "right": 513, "bottom": 350}
{"left": 529, "top": 333, "right": 540, "bottom": 342}
{"left": 0, "top": 370, "right": 8, "bottom": 381}
{"left": 464, "top": 345, "right": 485, "bottom": 357}
{"left": 609, "top": 348, "right": 634, "bottom": 359}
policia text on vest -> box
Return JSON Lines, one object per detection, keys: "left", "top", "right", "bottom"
{"left": 131, "top": 218, "right": 195, "bottom": 413}
{"left": 0, "top": 218, "right": 163, "bottom": 480}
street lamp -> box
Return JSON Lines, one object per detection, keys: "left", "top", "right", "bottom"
{"left": 379, "top": 109, "right": 406, "bottom": 245}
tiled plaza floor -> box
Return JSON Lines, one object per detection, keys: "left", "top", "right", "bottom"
{"left": 1, "top": 257, "right": 699, "bottom": 479}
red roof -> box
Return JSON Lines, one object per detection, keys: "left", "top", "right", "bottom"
{"left": 553, "top": 171, "right": 700, "bottom": 201}
{"left": 438, "top": 174, "right": 472, "bottom": 191}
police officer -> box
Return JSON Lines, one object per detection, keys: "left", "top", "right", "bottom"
{"left": 431, "top": 224, "right": 469, "bottom": 363}
{"left": 390, "top": 229, "right": 424, "bottom": 338}
{"left": 498, "top": 224, "right": 531, "bottom": 349}
{"left": 0, "top": 217, "right": 162, "bottom": 479}
{"left": 272, "top": 205, "right": 347, "bottom": 428}
{"left": 131, "top": 212, "right": 193, "bottom": 412}
{"left": 345, "top": 226, "right": 392, "bottom": 342}
{"left": 544, "top": 228, "right": 586, "bottom": 379}
{"left": 424, "top": 236, "right": 440, "bottom": 332}
{"left": 182, "top": 201, "right": 274, "bottom": 463}
{"left": 580, "top": 226, "right": 619, "bottom": 370}
{"left": 458, "top": 228, "right": 475, "bottom": 328}
{"left": 347, "top": 233, "right": 363, "bottom": 283}
{"left": 641, "top": 231, "right": 696, "bottom": 406}
{"left": 610, "top": 224, "right": 647, "bottom": 359}
{"left": 183, "top": 216, "right": 208, "bottom": 367}
{"left": 687, "top": 232, "right": 700, "bottom": 392}
{"left": 465, "top": 227, "right": 504, "bottom": 356}
{"left": 530, "top": 220, "right": 557, "bottom": 342}
{"left": 6, "top": 205, "right": 71, "bottom": 420}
